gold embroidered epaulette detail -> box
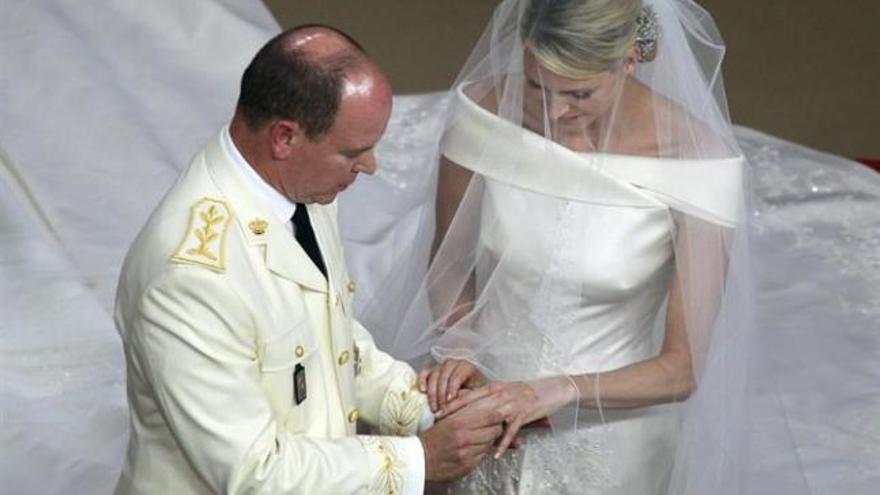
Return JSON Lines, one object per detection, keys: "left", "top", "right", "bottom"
{"left": 172, "top": 198, "right": 233, "bottom": 270}
{"left": 362, "top": 437, "right": 405, "bottom": 495}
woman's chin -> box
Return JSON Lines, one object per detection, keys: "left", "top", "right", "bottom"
{"left": 552, "top": 115, "right": 595, "bottom": 131}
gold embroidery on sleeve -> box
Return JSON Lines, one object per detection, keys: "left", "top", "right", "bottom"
{"left": 362, "top": 438, "right": 405, "bottom": 495}
{"left": 380, "top": 377, "right": 428, "bottom": 437}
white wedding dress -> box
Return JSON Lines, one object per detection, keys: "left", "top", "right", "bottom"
{"left": 449, "top": 179, "right": 682, "bottom": 494}
{"left": 429, "top": 88, "right": 742, "bottom": 494}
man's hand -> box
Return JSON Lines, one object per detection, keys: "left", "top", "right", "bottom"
{"left": 419, "top": 390, "right": 505, "bottom": 481}
{"left": 418, "top": 358, "right": 485, "bottom": 413}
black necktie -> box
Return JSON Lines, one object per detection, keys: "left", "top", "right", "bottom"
{"left": 292, "top": 204, "right": 326, "bottom": 278}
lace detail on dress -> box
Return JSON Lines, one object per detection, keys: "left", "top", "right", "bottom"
{"left": 531, "top": 201, "right": 583, "bottom": 371}
{"left": 447, "top": 426, "right": 614, "bottom": 495}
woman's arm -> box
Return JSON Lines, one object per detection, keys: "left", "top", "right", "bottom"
{"left": 431, "top": 215, "right": 733, "bottom": 456}
{"left": 426, "top": 275, "right": 693, "bottom": 455}
{"left": 563, "top": 213, "right": 732, "bottom": 409}
{"left": 566, "top": 270, "right": 695, "bottom": 409}
{"left": 432, "top": 156, "right": 473, "bottom": 258}
{"left": 421, "top": 156, "right": 479, "bottom": 409}
{"left": 429, "top": 155, "right": 476, "bottom": 324}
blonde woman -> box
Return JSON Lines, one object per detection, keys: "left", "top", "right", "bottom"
{"left": 412, "top": 0, "right": 751, "bottom": 492}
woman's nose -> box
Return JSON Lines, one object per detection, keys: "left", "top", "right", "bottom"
{"left": 548, "top": 97, "right": 571, "bottom": 120}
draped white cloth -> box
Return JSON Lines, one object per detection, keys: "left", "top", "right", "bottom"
{"left": 0, "top": 1, "right": 277, "bottom": 492}
{"left": 0, "top": 1, "right": 877, "bottom": 493}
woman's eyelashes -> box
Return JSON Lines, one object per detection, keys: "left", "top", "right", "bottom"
{"left": 567, "top": 90, "right": 593, "bottom": 100}
{"left": 526, "top": 80, "right": 593, "bottom": 101}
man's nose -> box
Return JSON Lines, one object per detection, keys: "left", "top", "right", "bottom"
{"left": 355, "top": 150, "right": 377, "bottom": 175}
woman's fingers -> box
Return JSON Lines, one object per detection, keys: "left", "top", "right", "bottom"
{"left": 524, "top": 416, "right": 552, "bottom": 429}
{"left": 437, "top": 385, "right": 492, "bottom": 419}
{"left": 445, "top": 362, "right": 477, "bottom": 405}
{"left": 426, "top": 366, "right": 441, "bottom": 411}
{"left": 417, "top": 368, "right": 430, "bottom": 393}
{"left": 470, "top": 422, "right": 505, "bottom": 446}
{"left": 494, "top": 416, "right": 525, "bottom": 459}
{"left": 435, "top": 381, "right": 544, "bottom": 460}
{"left": 436, "top": 361, "right": 459, "bottom": 410}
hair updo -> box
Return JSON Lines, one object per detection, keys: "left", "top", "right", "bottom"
{"left": 521, "top": 0, "right": 642, "bottom": 78}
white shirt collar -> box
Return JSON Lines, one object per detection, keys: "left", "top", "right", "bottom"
{"left": 220, "top": 124, "right": 297, "bottom": 227}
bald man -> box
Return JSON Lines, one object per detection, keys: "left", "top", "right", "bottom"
{"left": 114, "top": 26, "right": 504, "bottom": 495}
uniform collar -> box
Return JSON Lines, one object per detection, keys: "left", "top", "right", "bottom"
{"left": 220, "top": 124, "right": 298, "bottom": 227}
{"left": 206, "top": 128, "right": 327, "bottom": 293}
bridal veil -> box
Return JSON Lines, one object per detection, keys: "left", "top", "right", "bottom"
{"left": 344, "top": 0, "right": 803, "bottom": 492}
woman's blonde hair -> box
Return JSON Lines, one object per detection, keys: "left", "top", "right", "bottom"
{"left": 521, "top": 0, "right": 642, "bottom": 78}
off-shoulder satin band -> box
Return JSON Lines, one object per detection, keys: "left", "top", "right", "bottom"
{"left": 441, "top": 85, "right": 744, "bottom": 228}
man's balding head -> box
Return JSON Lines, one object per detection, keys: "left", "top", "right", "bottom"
{"left": 230, "top": 25, "right": 392, "bottom": 205}
{"left": 236, "top": 25, "right": 388, "bottom": 139}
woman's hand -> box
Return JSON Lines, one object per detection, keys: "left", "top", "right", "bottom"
{"left": 418, "top": 358, "right": 486, "bottom": 413}
{"left": 436, "top": 377, "right": 577, "bottom": 459}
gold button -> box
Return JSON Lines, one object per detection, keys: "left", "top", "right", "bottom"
{"left": 347, "top": 280, "right": 356, "bottom": 293}
{"left": 348, "top": 409, "right": 359, "bottom": 423}
{"left": 338, "top": 350, "right": 350, "bottom": 366}
{"left": 294, "top": 345, "right": 304, "bottom": 358}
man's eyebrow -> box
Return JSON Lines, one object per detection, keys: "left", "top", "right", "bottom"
{"left": 344, "top": 145, "right": 372, "bottom": 156}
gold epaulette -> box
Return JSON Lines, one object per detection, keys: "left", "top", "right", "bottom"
{"left": 171, "top": 197, "right": 233, "bottom": 271}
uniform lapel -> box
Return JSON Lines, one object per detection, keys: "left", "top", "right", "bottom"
{"left": 263, "top": 224, "right": 328, "bottom": 293}
{"left": 306, "top": 203, "right": 343, "bottom": 300}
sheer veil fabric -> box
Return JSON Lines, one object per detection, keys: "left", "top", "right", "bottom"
{"left": 343, "top": 0, "right": 798, "bottom": 493}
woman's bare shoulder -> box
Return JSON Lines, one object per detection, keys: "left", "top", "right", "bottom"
{"left": 627, "top": 78, "right": 732, "bottom": 158}
{"left": 461, "top": 79, "right": 501, "bottom": 115}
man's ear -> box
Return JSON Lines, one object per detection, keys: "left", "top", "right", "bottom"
{"left": 269, "top": 120, "right": 302, "bottom": 160}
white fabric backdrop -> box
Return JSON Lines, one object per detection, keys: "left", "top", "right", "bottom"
{"left": 0, "top": 1, "right": 876, "bottom": 493}
{"left": 0, "top": 1, "right": 278, "bottom": 492}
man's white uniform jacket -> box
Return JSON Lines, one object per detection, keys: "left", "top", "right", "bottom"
{"left": 114, "top": 130, "right": 431, "bottom": 494}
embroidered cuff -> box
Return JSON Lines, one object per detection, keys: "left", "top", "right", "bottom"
{"left": 378, "top": 375, "right": 429, "bottom": 437}
{"left": 359, "top": 436, "right": 424, "bottom": 495}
